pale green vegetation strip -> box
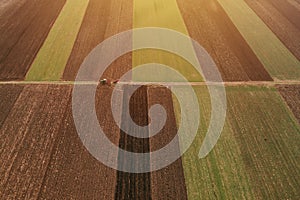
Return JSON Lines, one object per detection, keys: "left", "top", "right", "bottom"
{"left": 173, "top": 86, "right": 300, "bottom": 199}
{"left": 25, "top": 0, "right": 90, "bottom": 81}
{"left": 133, "top": 0, "right": 203, "bottom": 82}
{"left": 216, "top": 0, "right": 300, "bottom": 80}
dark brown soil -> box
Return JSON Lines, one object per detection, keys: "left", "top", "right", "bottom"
{"left": 177, "top": 0, "right": 273, "bottom": 81}
{"left": 277, "top": 84, "right": 300, "bottom": 124}
{"left": 63, "top": 0, "right": 132, "bottom": 81}
{"left": 115, "top": 85, "right": 151, "bottom": 200}
{"left": 245, "top": 0, "right": 300, "bottom": 60}
{"left": 0, "top": 0, "right": 66, "bottom": 80}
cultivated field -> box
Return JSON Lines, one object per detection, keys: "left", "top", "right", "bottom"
{"left": 0, "top": 0, "right": 65, "bottom": 80}
{"left": 174, "top": 86, "right": 300, "bottom": 199}
{"left": 245, "top": 0, "right": 300, "bottom": 60}
{"left": 177, "top": 0, "right": 272, "bottom": 81}
{"left": 0, "top": 0, "right": 300, "bottom": 199}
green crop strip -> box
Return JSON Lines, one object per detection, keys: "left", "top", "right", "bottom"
{"left": 26, "top": 0, "right": 90, "bottom": 81}
{"left": 173, "top": 86, "right": 300, "bottom": 199}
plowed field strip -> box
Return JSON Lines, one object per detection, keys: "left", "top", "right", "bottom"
{"left": 133, "top": 0, "right": 202, "bottom": 81}
{"left": 217, "top": 0, "right": 300, "bottom": 80}
{"left": 177, "top": 0, "right": 272, "bottom": 81}
{"left": 39, "top": 86, "right": 120, "bottom": 199}
{"left": 0, "top": 85, "right": 71, "bottom": 199}
{"left": 173, "top": 86, "right": 300, "bottom": 199}
{"left": 267, "top": 0, "right": 300, "bottom": 29}
{"left": 0, "top": 0, "right": 66, "bottom": 80}
{"left": 115, "top": 86, "right": 151, "bottom": 200}
{"left": 0, "top": 0, "right": 27, "bottom": 23}
{"left": 148, "top": 86, "right": 188, "bottom": 200}
{"left": 277, "top": 85, "right": 300, "bottom": 124}
{"left": 63, "top": 0, "right": 133, "bottom": 81}
{"left": 25, "top": 0, "right": 90, "bottom": 81}
{"left": 0, "top": 85, "right": 23, "bottom": 127}
{"left": 245, "top": 0, "right": 300, "bottom": 60}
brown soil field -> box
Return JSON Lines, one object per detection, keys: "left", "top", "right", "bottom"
{"left": 0, "top": 0, "right": 66, "bottom": 81}
{"left": 177, "top": 0, "right": 273, "bottom": 81}
{"left": 39, "top": 86, "right": 120, "bottom": 199}
{"left": 0, "top": 85, "right": 71, "bottom": 199}
{"left": 148, "top": 86, "right": 188, "bottom": 200}
{"left": 0, "top": 84, "right": 23, "bottom": 127}
{"left": 0, "top": 85, "right": 122, "bottom": 199}
{"left": 63, "top": 0, "right": 132, "bottom": 81}
{"left": 245, "top": 0, "right": 300, "bottom": 60}
{"left": 115, "top": 85, "right": 151, "bottom": 199}
{"left": 0, "top": 0, "right": 26, "bottom": 20}
{"left": 277, "top": 84, "right": 300, "bottom": 124}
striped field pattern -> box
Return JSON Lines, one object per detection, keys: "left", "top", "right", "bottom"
{"left": 0, "top": 0, "right": 300, "bottom": 199}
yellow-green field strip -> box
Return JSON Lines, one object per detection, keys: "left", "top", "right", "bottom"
{"left": 133, "top": 0, "right": 203, "bottom": 82}
{"left": 216, "top": 0, "right": 300, "bottom": 80}
{"left": 173, "top": 86, "right": 300, "bottom": 199}
{"left": 25, "top": 0, "right": 90, "bottom": 81}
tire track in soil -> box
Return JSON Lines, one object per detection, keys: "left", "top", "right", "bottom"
{"left": 277, "top": 84, "right": 300, "bottom": 124}
{"left": 0, "top": 0, "right": 66, "bottom": 80}
{"left": 63, "top": 0, "right": 132, "bottom": 81}
{"left": 177, "top": 0, "right": 272, "bottom": 81}
{"left": 245, "top": 0, "right": 300, "bottom": 61}
{"left": 115, "top": 85, "right": 151, "bottom": 200}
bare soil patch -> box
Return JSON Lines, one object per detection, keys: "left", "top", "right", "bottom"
{"left": 277, "top": 84, "right": 300, "bottom": 124}
{"left": 148, "top": 86, "right": 188, "bottom": 200}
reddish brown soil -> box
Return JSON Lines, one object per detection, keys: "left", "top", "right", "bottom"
{"left": 277, "top": 84, "right": 300, "bottom": 124}
{"left": 148, "top": 86, "right": 188, "bottom": 200}
{"left": 63, "top": 0, "right": 133, "bottom": 81}
{"left": 0, "top": 85, "right": 71, "bottom": 199}
{"left": 0, "top": 0, "right": 66, "bottom": 81}
{"left": 115, "top": 85, "right": 151, "bottom": 200}
{"left": 245, "top": 0, "right": 300, "bottom": 60}
{"left": 0, "top": 84, "right": 23, "bottom": 127}
{"left": 0, "top": 85, "right": 123, "bottom": 199}
{"left": 177, "top": 0, "right": 273, "bottom": 81}
{"left": 39, "top": 86, "right": 120, "bottom": 199}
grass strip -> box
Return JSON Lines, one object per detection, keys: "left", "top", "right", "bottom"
{"left": 25, "top": 0, "right": 90, "bottom": 81}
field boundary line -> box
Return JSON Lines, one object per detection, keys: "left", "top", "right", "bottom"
{"left": 1, "top": 80, "right": 300, "bottom": 86}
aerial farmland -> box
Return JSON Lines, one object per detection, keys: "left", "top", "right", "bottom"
{"left": 0, "top": 0, "right": 299, "bottom": 199}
